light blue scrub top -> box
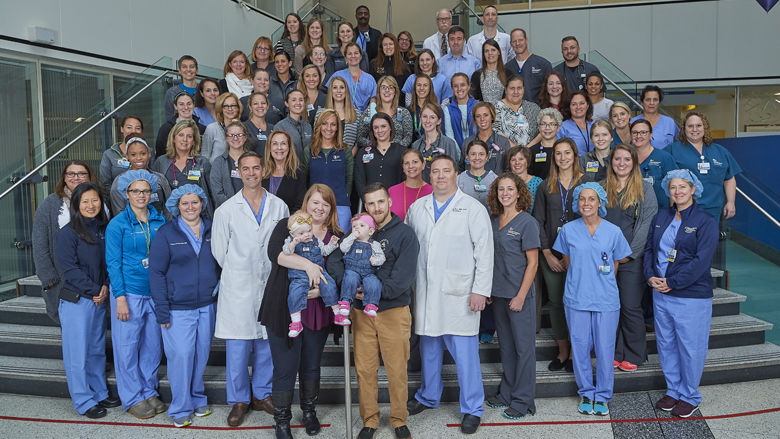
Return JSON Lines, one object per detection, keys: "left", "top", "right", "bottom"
{"left": 654, "top": 217, "right": 681, "bottom": 293}
{"left": 402, "top": 73, "right": 452, "bottom": 104}
{"left": 553, "top": 218, "right": 631, "bottom": 312}
{"left": 557, "top": 119, "right": 594, "bottom": 155}
{"left": 640, "top": 148, "right": 677, "bottom": 210}
{"left": 327, "top": 69, "right": 377, "bottom": 112}
{"left": 666, "top": 141, "right": 742, "bottom": 219}
{"left": 631, "top": 114, "right": 679, "bottom": 150}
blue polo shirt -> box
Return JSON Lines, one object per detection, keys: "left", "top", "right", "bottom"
{"left": 553, "top": 218, "right": 631, "bottom": 312}
{"left": 437, "top": 53, "right": 481, "bottom": 83}
{"left": 666, "top": 140, "right": 742, "bottom": 219}
{"left": 326, "top": 69, "right": 377, "bottom": 112}
{"left": 640, "top": 147, "right": 677, "bottom": 210}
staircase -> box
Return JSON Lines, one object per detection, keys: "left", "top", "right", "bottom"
{"left": 1, "top": 270, "right": 779, "bottom": 404}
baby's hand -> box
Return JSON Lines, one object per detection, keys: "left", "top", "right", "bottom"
{"left": 329, "top": 236, "right": 339, "bottom": 245}
{"left": 369, "top": 256, "right": 378, "bottom": 265}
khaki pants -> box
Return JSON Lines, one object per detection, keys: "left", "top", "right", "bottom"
{"left": 351, "top": 305, "right": 412, "bottom": 429}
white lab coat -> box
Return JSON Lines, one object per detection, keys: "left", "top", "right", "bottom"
{"left": 211, "top": 190, "right": 289, "bottom": 340}
{"left": 405, "top": 189, "right": 494, "bottom": 337}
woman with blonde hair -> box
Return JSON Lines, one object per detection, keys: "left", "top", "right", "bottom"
{"left": 201, "top": 92, "right": 243, "bottom": 161}
{"left": 219, "top": 50, "right": 253, "bottom": 98}
{"left": 262, "top": 130, "right": 306, "bottom": 213}
{"left": 302, "top": 109, "right": 354, "bottom": 232}
{"left": 297, "top": 65, "right": 327, "bottom": 125}
{"left": 153, "top": 120, "right": 212, "bottom": 217}
{"left": 603, "top": 143, "right": 657, "bottom": 372}
{"left": 315, "top": 75, "right": 360, "bottom": 152}
{"left": 295, "top": 18, "right": 328, "bottom": 72}
{"left": 609, "top": 101, "right": 632, "bottom": 147}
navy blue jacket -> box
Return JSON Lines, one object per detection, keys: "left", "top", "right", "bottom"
{"left": 149, "top": 218, "right": 219, "bottom": 324}
{"left": 643, "top": 201, "right": 718, "bottom": 299}
{"left": 55, "top": 219, "right": 109, "bottom": 298}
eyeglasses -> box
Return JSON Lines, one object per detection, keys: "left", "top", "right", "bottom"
{"left": 631, "top": 130, "right": 650, "bottom": 136}
{"left": 398, "top": 37, "right": 411, "bottom": 42}
{"left": 312, "top": 53, "right": 326, "bottom": 57}
{"left": 226, "top": 133, "right": 246, "bottom": 138}
{"left": 540, "top": 122, "right": 559, "bottom": 128}
{"left": 256, "top": 47, "right": 271, "bottom": 52}
{"left": 436, "top": 17, "right": 452, "bottom": 22}
{"left": 65, "top": 171, "right": 89, "bottom": 178}
{"left": 127, "top": 189, "right": 152, "bottom": 196}
{"left": 379, "top": 85, "right": 395, "bottom": 91}
{"left": 223, "top": 104, "right": 239, "bottom": 110}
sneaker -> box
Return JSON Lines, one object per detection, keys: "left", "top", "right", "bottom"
{"left": 173, "top": 415, "right": 192, "bottom": 427}
{"left": 503, "top": 407, "right": 525, "bottom": 420}
{"left": 288, "top": 321, "right": 303, "bottom": 338}
{"left": 671, "top": 400, "right": 699, "bottom": 418}
{"left": 363, "top": 304, "right": 378, "bottom": 317}
{"left": 593, "top": 401, "right": 609, "bottom": 416}
{"left": 614, "top": 360, "right": 620, "bottom": 368}
{"left": 485, "top": 395, "right": 508, "bottom": 409}
{"left": 194, "top": 406, "right": 211, "bottom": 417}
{"left": 578, "top": 397, "right": 594, "bottom": 415}
{"left": 334, "top": 313, "right": 352, "bottom": 326}
{"left": 479, "top": 333, "right": 494, "bottom": 344}
{"left": 655, "top": 395, "right": 678, "bottom": 411}
{"left": 618, "top": 361, "right": 638, "bottom": 372}
{"left": 338, "top": 300, "right": 351, "bottom": 315}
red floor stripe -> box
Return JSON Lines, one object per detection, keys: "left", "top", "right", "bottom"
{"left": 446, "top": 406, "right": 780, "bottom": 427}
{"left": 0, "top": 415, "right": 330, "bottom": 431}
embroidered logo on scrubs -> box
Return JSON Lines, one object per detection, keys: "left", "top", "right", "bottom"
{"left": 684, "top": 226, "right": 697, "bottom": 233}
{"left": 531, "top": 67, "right": 541, "bottom": 74}
{"left": 649, "top": 159, "right": 661, "bottom": 167}
{"left": 506, "top": 227, "right": 521, "bottom": 237}
{"left": 712, "top": 158, "right": 724, "bottom": 167}
{"left": 170, "top": 242, "right": 188, "bottom": 246}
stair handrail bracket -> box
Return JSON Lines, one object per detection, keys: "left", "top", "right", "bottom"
{"left": 0, "top": 69, "right": 173, "bottom": 201}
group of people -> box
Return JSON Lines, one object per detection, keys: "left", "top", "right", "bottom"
{"left": 31, "top": 3, "right": 744, "bottom": 439}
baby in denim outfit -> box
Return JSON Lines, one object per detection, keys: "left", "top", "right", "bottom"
{"left": 283, "top": 211, "right": 342, "bottom": 337}
{"left": 338, "top": 213, "right": 386, "bottom": 319}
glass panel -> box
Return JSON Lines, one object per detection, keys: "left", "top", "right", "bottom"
{"left": 0, "top": 58, "right": 35, "bottom": 284}
{"left": 737, "top": 85, "right": 780, "bottom": 134}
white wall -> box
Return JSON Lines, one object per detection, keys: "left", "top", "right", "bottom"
{"left": 0, "top": 0, "right": 283, "bottom": 72}
{"left": 498, "top": 0, "right": 780, "bottom": 82}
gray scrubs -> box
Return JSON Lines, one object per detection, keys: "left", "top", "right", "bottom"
{"left": 605, "top": 181, "right": 657, "bottom": 365}
{"left": 490, "top": 211, "right": 540, "bottom": 415}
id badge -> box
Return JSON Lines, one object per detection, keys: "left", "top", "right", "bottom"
{"left": 230, "top": 169, "right": 240, "bottom": 179}
{"left": 557, "top": 226, "right": 562, "bottom": 234}
{"left": 517, "top": 114, "right": 527, "bottom": 126}
{"left": 667, "top": 249, "right": 677, "bottom": 262}
{"left": 643, "top": 176, "right": 654, "bottom": 185}
{"left": 698, "top": 161, "right": 710, "bottom": 174}
{"left": 151, "top": 192, "right": 159, "bottom": 202}
{"left": 363, "top": 153, "right": 374, "bottom": 163}
{"left": 142, "top": 258, "right": 149, "bottom": 269}
{"left": 598, "top": 265, "right": 611, "bottom": 275}
{"left": 187, "top": 169, "right": 201, "bottom": 180}
{"left": 307, "top": 104, "right": 315, "bottom": 112}
{"left": 474, "top": 183, "right": 487, "bottom": 192}
{"left": 535, "top": 152, "right": 547, "bottom": 162}
{"left": 586, "top": 161, "right": 599, "bottom": 173}
{"left": 257, "top": 133, "right": 267, "bottom": 141}
{"left": 117, "top": 158, "right": 130, "bottom": 169}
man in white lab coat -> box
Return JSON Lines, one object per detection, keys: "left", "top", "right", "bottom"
{"left": 404, "top": 155, "right": 493, "bottom": 435}
{"left": 211, "top": 151, "right": 289, "bottom": 427}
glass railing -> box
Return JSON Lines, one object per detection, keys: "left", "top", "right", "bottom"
{"left": 453, "top": 1, "right": 507, "bottom": 40}
{"left": 271, "top": 0, "right": 346, "bottom": 54}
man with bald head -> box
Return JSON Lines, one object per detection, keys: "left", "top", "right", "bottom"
{"left": 423, "top": 8, "right": 452, "bottom": 59}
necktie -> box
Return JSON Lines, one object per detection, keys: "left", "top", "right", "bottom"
{"left": 440, "top": 34, "right": 448, "bottom": 56}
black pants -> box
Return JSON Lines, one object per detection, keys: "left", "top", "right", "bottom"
{"left": 268, "top": 325, "right": 330, "bottom": 391}
{"left": 614, "top": 257, "right": 648, "bottom": 364}
{"left": 493, "top": 294, "right": 537, "bottom": 414}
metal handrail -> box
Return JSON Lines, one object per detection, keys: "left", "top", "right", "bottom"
{"left": 737, "top": 187, "right": 780, "bottom": 229}
{"left": 601, "top": 72, "right": 643, "bottom": 109}
{"left": 0, "top": 69, "right": 172, "bottom": 201}
{"left": 454, "top": 0, "right": 507, "bottom": 34}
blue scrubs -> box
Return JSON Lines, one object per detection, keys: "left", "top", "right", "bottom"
{"left": 640, "top": 148, "right": 677, "bottom": 210}
{"left": 402, "top": 73, "right": 452, "bottom": 104}
{"left": 162, "top": 303, "right": 216, "bottom": 418}
{"left": 666, "top": 141, "right": 742, "bottom": 219}
{"left": 557, "top": 120, "right": 594, "bottom": 155}
{"left": 59, "top": 297, "right": 109, "bottom": 414}
{"left": 110, "top": 293, "right": 163, "bottom": 410}
{"left": 415, "top": 335, "right": 484, "bottom": 416}
{"left": 327, "top": 69, "right": 377, "bottom": 112}
{"left": 225, "top": 338, "right": 274, "bottom": 405}
{"left": 653, "top": 217, "right": 712, "bottom": 406}
{"left": 553, "top": 218, "right": 631, "bottom": 403}
{"left": 631, "top": 115, "right": 679, "bottom": 150}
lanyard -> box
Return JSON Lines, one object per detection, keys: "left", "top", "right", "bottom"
{"left": 111, "top": 144, "right": 126, "bottom": 159}
{"left": 559, "top": 179, "right": 574, "bottom": 222}
{"left": 131, "top": 210, "right": 151, "bottom": 256}
{"left": 403, "top": 182, "right": 424, "bottom": 215}
{"left": 171, "top": 158, "right": 194, "bottom": 183}
{"left": 575, "top": 123, "right": 591, "bottom": 152}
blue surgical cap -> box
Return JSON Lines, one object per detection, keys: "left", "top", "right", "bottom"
{"left": 166, "top": 184, "right": 208, "bottom": 217}
{"left": 572, "top": 182, "right": 608, "bottom": 218}
{"left": 662, "top": 169, "right": 704, "bottom": 200}
{"left": 116, "top": 169, "right": 158, "bottom": 200}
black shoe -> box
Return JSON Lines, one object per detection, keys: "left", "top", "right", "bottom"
{"left": 84, "top": 405, "right": 107, "bottom": 419}
{"left": 406, "top": 399, "right": 431, "bottom": 416}
{"left": 272, "top": 390, "right": 294, "bottom": 439}
{"left": 357, "top": 427, "right": 376, "bottom": 439}
{"left": 460, "top": 414, "right": 481, "bottom": 434}
{"left": 98, "top": 396, "right": 121, "bottom": 408}
{"left": 548, "top": 357, "right": 565, "bottom": 371}
{"left": 564, "top": 359, "right": 574, "bottom": 373}
{"left": 394, "top": 425, "right": 411, "bottom": 438}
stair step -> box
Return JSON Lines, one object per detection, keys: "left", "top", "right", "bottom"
{"left": 17, "top": 276, "right": 42, "bottom": 297}
{"left": 1, "top": 342, "right": 778, "bottom": 403}
{"left": 0, "top": 312, "right": 769, "bottom": 364}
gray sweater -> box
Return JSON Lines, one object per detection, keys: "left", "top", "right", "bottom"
{"left": 99, "top": 143, "right": 129, "bottom": 189}
{"left": 201, "top": 122, "right": 227, "bottom": 162}
{"left": 152, "top": 155, "right": 213, "bottom": 218}
{"left": 210, "top": 151, "right": 241, "bottom": 208}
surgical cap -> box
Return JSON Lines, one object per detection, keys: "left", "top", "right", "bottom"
{"left": 572, "top": 182, "right": 608, "bottom": 218}
{"left": 166, "top": 184, "right": 208, "bottom": 217}
{"left": 116, "top": 169, "right": 158, "bottom": 200}
{"left": 662, "top": 169, "right": 704, "bottom": 200}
